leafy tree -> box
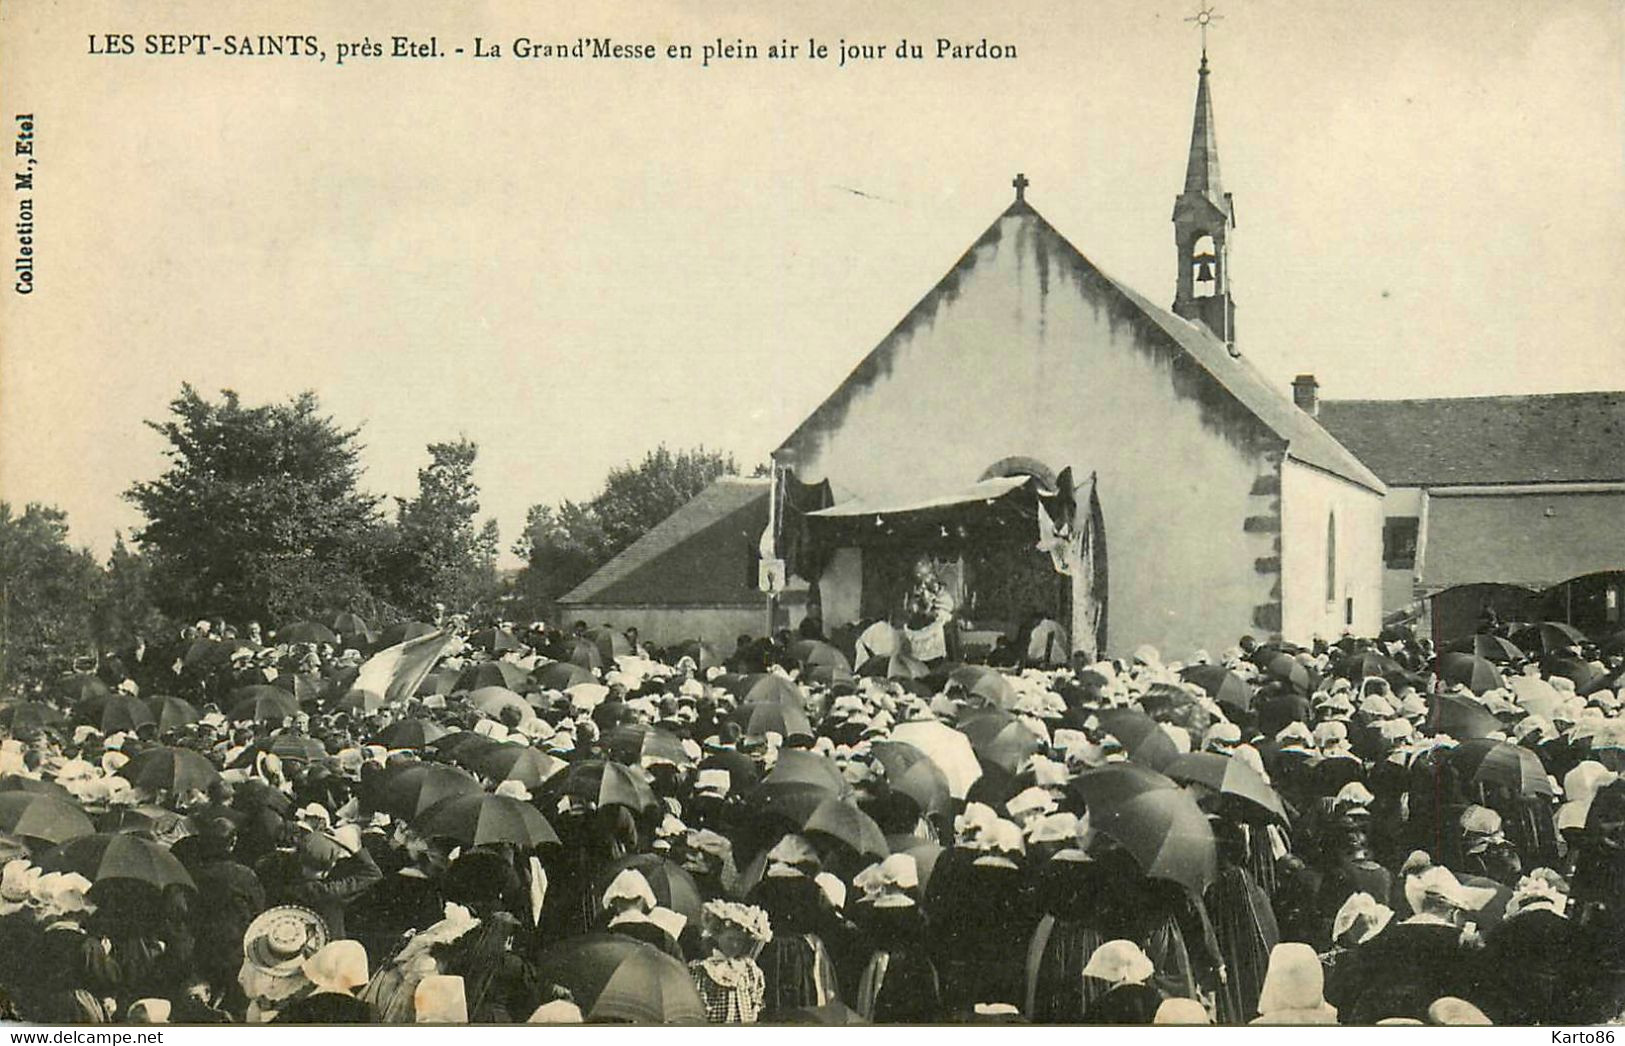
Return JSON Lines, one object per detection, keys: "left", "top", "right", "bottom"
{"left": 92, "top": 532, "right": 170, "bottom": 647}
{"left": 513, "top": 445, "right": 738, "bottom": 612}
{"left": 389, "top": 438, "right": 501, "bottom": 615}
{"left": 124, "top": 385, "right": 387, "bottom": 625}
{"left": 0, "top": 502, "right": 105, "bottom": 690}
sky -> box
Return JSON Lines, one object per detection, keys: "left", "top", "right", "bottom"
{"left": 2, "top": 0, "right": 1622, "bottom": 567}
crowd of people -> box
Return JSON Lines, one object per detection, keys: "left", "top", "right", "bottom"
{"left": 0, "top": 607, "right": 1622, "bottom": 1025}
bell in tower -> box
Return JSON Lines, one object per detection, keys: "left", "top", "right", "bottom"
{"left": 1171, "top": 50, "right": 1237, "bottom": 353}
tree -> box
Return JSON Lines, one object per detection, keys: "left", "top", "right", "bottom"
{"left": 92, "top": 532, "right": 170, "bottom": 647}
{"left": 513, "top": 445, "right": 738, "bottom": 612}
{"left": 389, "top": 438, "right": 502, "bottom": 615}
{"left": 0, "top": 502, "right": 105, "bottom": 690}
{"left": 124, "top": 385, "right": 388, "bottom": 625}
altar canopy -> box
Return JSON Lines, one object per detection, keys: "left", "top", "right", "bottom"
{"left": 784, "top": 468, "right": 1107, "bottom": 659}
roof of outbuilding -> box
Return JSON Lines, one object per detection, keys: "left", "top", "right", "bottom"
{"left": 558, "top": 476, "right": 769, "bottom": 606}
{"left": 1318, "top": 392, "right": 1625, "bottom": 486}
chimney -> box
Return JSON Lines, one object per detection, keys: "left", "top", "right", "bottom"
{"left": 1292, "top": 374, "right": 1320, "bottom": 416}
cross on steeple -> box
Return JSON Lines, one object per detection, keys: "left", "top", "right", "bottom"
{"left": 1012, "top": 172, "right": 1029, "bottom": 203}
{"left": 1185, "top": 2, "right": 1223, "bottom": 60}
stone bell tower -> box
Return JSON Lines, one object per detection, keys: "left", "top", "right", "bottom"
{"left": 1172, "top": 51, "right": 1237, "bottom": 353}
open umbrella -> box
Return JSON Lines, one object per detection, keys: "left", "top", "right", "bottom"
{"left": 585, "top": 627, "right": 632, "bottom": 664}
{"left": 54, "top": 673, "right": 111, "bottom": 705}
{"left": 1450, "top": 738, "right": 1555, "bottom": 798}
{"left": 373, "top": 718, "right": 450, "bottom": 749}
{"left": 1263, "top": 654, "right": 1312, "bottom": 694}
{"left": 144, "top": 696, "right": 200, "bottom": 735}
{"left": 228, "top": 685, "right": 299, "bottom": 723}
{"left": 183, "top": 639, "right": 249, "bottom": 669}
{"left": 889, "top": 720, "right": 982, "bottom": 798}
{"left": 752, "top": 751, "right": 849, "bottom": 823}
{"left": 37, "top": 833, "right": 195, "bottom": 892}
{"left": 729, "top": 674, "right": 805, "bottom": 708}
{"left": 955, "top": 710, "right": 1043, "bottom": 775}
{"left": 1429, "top": 692, "right": 1504, "bottom": 740}
{"left": 763, "top": 749, "right": 848, "bottom": 792}
{"left": 1545, "top": 657, "right": 1601, "bottom": 691}
{"left": 1072, "top": 764, "right": 1216, "bottom": 893}
{"left": 416, "top": 668, "right": 461, "bottom": 698}
{"left": 0, "top": 793, "right": 95, "bottom": 845}
{"left": 536, "top": 934, "right": 706, "bottom": 1023}
{"left": 1096, "top": 707, "right": 1181, "bottom": 772}
{"left": 1601, "top": 630, "right": 1625, "bottom": 657}
{"left": 569, "top": 640, "right": 605, "bottom": 672}
{"left": 415, "top": 793, "right": 559, "bottom": 848}
{"left": 1513, "top": 622, "right": 1589, "bottom": 657}
{"left": 947, "top": 665, "right": 1019, "bottom": 709}
{"left": 790, "top": 640, "right": 852, "bottom": 674}
{"left": 859, "top": 652, "right": 931, "bottom": 681}
{"left": 869, "top": 740, "right": 953, "bottom": 817}
{"left": 433, "top": 732, "right": 503, "bottom": 770}
{"left": 469, "top": 627, "right": 522, "bottom": 655}
{"left": 605, "top": 724, "right": 693, "bottom": 769}
{"left": 0, "top": 701, "right": 66, "bottom": 736}
{"left": 471, "top": 744, "right": 567, "bottom": 788}
{"left": 1336, "top": 650, "right": 1403, "bottom": 681}
{"left": 83, "top": 693, "right": 156, "bottom": 734}
{"left": 277, "top": 620, "right": 339, "bottom": 645}
{"left": 807, "top": 663, "right": 857, "bottom": 688}
{"left": 374, "top": 762, "right": 484, "bottom": 820}
{"left": 1179, "top": 665, "right": 1254, "bottom": 714}
{"left": 803, "top": 795, "right": 889, "bottom": 858}
{"left": 535, "top": 661, "right": 595, "bottom": 691}
{"left": 1437, "top": 653, "right": 1503, "bottom": 696}
{"left": 735, "top": 700, "right": 813, "bottom": 740}
{"left": 331, "top": 612, "right": 376, "bottom": 645}
{"left": 467, "top": 687, "right": 535, "bottom": 723}
{"left": 1444, "top": 634, "right": 1527, "bottom": 664}
{"left": 457, "top": 661, "right": 530, "bottom": 692}
{"left": 1164, "top": 751, "right": 1287, "bottom": 822}
{"left": 0, "top": 775, "right": 72, "bottom": 799}
{"left": 671, "top": 639, "right": 725, "bottom": 672}
{"left": 117, "top": 746, "right": 221, "bottom": 795}
{"left": 549, "top": 760, "right": 658, "bottom": 813}
{"left": 607, "top": 853, "right": 703, "bottom": 922}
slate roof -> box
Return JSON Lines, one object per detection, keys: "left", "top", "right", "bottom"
{"left": 776, "top": 201, "right": 1385, "bottom": 493}
{"left": 558, "top": 477, "right": 769, "bottom": 606}
{"left": 1318, "top": 392, "right": 1625, "bottom": 486}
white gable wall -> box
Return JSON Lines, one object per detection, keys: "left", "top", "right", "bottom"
{"left": 1279, "top": 458, "right": 1385, "bottom": 644}
{"left": 779, "top": 212, "right": 1296, "bottom": 659}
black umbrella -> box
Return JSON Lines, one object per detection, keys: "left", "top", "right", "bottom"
{"left": 277, "top": 620, "right": 339, "bottom": 645}
{"left": 1443, "top": 634, "right": 1526, "bottom": 664}
{"left": 1180, "top": 665, "right": 1254, "bottom": 714}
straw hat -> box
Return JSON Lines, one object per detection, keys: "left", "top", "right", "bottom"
{"left": 243, "top": 905, "right": 329, "bottom": 977}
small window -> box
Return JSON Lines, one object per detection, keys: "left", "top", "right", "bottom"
{"left": 1383, "top": 517, "right": 1420, "bottom": 570}
{"left": 1325, "top": 512, "right": 1338, "bottom": 603}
